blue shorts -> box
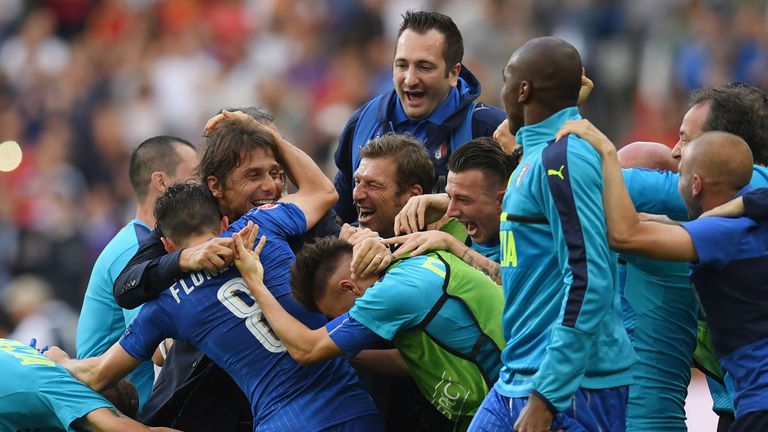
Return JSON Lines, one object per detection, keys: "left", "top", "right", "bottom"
{"left": 468, "top": 386, "right": 628, "bottom": 432}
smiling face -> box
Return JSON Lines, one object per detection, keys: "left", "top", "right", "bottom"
{"left": 393, "top": 28, "right": 460, "bottom": 121}
{"left": 352, "top": 157, "right": 412, "bottom": 237}
{"left": 445, "top": 169, "right": 503, "bottom": 244}
{"left": 209, "top": 147, "right": 284, "bottom": 220}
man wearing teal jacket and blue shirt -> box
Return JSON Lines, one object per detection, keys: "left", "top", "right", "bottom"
{"left": 469, "top": 37, "right": 636, "bottom": 432}
{"left": 76, "top": 135, "right": 198, "bottom": 412}
{"left": 334, "top": 11, "right": 505, "bottom": 223}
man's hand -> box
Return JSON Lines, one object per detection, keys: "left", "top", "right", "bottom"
{"left": 232, "top": 224, "right": 267, "bottom": 285}
{"left": 394, "top": 194, "right": 449, "bottom": 235}
{"left": 178, "top": 238, "right": 234, "bottom": 273}
{"left": 555, "top": 119, "right": 615, "bottom": 156}
{"left": 384, "top": 231, "right": 459, "bottom": 258}
{"left": 514, "top": 393, "right": 560, "bottom": 432}
{"left": 351, "top": 237, "right": 392, "bottom": 278}
{"left": 493, "top": 119, "right": 521, "bottom": 158}
{"left": 339, "top": 223, "right": 381, "bottom": 245}
{"left": 203, "top": 110, "right": 282, "bottom": 142}
{"left": 44, "top": 346, "right": 71, "bottom": 364}
{"left": 700, "top": 196, "right": 745, "bottom": 218}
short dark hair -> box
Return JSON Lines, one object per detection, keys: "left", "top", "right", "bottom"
{"left": 398, "top": 11, "right": 463, "bottom": 75}
{"left": 291, "top": 237, "right": 353, "bottom": 312}
{"left": 154, "top": 182, "right": 222, "bottom": 244}
{"left": 359, "top": 133, "right": 435, "bottom": 195}
{"left": 196, "top": 118, "right": 279, "bottom": 186}
{"left": 689, "top": 82, "right": 768, "bottom": 165}
{"left": 129, "top": 136, "right": 196, "bottom": 201}
{"left": 448, "top": 137, "right": 518, "bottom": 190}
{"left": 101, "top": 379, "right": 139, "bottom": 420}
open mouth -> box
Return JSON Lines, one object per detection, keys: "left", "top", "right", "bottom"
{"left": 404, "top": 90, "right": 425, "bottom": 106}
{"left": 462, "top": 221, "right": 478, "bottom": 238}
{"left": 357, "top": 207, "right": 375, "bottom": 224}
{"left": 251, "top": 199, "right": 276, "bottom": 207}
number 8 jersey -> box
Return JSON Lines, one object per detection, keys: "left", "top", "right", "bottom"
{"left": 119, "top": 202, "right": 378, "bottom": 431}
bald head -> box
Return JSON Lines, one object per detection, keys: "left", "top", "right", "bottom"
{"left": 502, "top": 37, "right": 582, "bottom": 133}
{"left": 618, "top": 142, "right": 678, "bottom": 172}
{"left": 683, "top": 132, "right": 753, "bottom": 193}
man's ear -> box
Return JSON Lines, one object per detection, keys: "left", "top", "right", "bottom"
{"left": 518, "top": 81, "right": 530, "bottom": 104}
{"left": 691, "top": 174, "right": 703, "bottom": 198}
{"left": 448, "top": 62, "right": 461, "bottom": 87}
{"left": 150, "top": 171, "right": 168, "bottom": 195}
{"left": 339, "top": 279, "right": 362, "bottom": 297}
{"left": 495, "top": 188, "right": 505, "bottom": 210}
{"left": 160, "top": 236, "right": 176, "bottom": 253}
{"left": 207, "top": 175, "right": 223, "bottom": 198}
{"left": 408, "top": 184, "right": 424, "bottom": 198}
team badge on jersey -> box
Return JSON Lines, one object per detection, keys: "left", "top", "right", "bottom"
{"left": 515, "top": 164, "right": 530, "bottom": 188}
{"left": 258, "top": 203, "right": 279, "bottom": 210}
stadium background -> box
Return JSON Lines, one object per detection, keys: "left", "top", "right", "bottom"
{"left": 0, "top": 1, "right": 765, "bottom": 429}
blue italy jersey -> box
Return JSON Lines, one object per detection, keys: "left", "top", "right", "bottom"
{"left": 683, "top": 192, "right": 768, "bottom": 417}
{"left": 119, "top": 203, "right": 378, "bottom": 431}
{"left": 76, "top": 219, "right": 153, "bottom": 412}
{"left": 622, "top": 254, "right": 698, "bottom": 431}
{"left": 743, "top": 187, "right": 768, "bottom": 221}
{"left": 0, "top": 338, "right": 112, "bottom": 431}
{"left": 496, "top": 107, "right": 635, "bottom": 412}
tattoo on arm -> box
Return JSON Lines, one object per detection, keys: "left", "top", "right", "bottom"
{"left": 459, "top": 246, "right": 501, "bottom": 284}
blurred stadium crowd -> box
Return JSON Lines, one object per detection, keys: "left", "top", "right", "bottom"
{"left": 0, "top": 0, "right": 766, "bottom": 350}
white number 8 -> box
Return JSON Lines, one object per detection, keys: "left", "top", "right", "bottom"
{"left": 217, "top": 278, "right": 286, "bottom": 353}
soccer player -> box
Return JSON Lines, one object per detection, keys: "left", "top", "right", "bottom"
{"left": 48, "top": 178, "right": 382, "bottom": 431}
{"left": 231, "top": 234, "right": 505, "bottom": 431}
{"left": 616, "top": 142, "right": 697, "bottom": 432}
{"left": 334, "top": 11, "right": 505, "bottom": 223}
{"left": 557, "top": 119, "right": 768, "bottom": 432}
{"left": 470, "top": 37, "right": 636, "bottom": 432}
{"left": 0, "top": 338, "right": 177, "bottom": 431}
{"left": 77, "top": 135, "right": 197, "bottom": 412}
{"left": 386, "top": 137, "right": 517, "bottom": 281}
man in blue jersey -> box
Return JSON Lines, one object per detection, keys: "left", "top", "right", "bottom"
{"left": 77, "top": 135, "right": 197, "bottom": 413}
{"left": 557, "top": 120, "right": 768, "bottom": 431}
{"left": 334, "top": 11, "right": 505, "bottom": 223}
{"left": 1, "top": 338, "right": 177, "bottom": 431}
{"left": 229, "top": 232, "right": 505, "bottom": 431}
{"left": 615, "top": 141, "right": 698, "bottom": 432}
{"left": 47, "top": 121, "right": 382, "bottom": 431}
{"left": 386, "top": 137, "right": 517, "bottom": 281}
{"left": 469, "top": 37, "right": 636, "bottom": 432}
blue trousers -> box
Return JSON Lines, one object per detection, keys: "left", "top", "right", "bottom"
{"left": 468, "top": 386, "right": 628, "bottom": 432}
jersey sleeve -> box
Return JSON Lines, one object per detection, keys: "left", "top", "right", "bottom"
{"left": 235, "top": 202, "right": 308, "bottom": 240}
{"left": 744, "top": 187, "right": 768, "bottom": 221}
{"left": 326, "top": 313, "right": 387, "bottom": 357}
{"left": 622, "top": 168, "right": 689, "bottom": 221}
{"left": 349, "top": 256, "right": 445, "bottom": 340}
{"left": 333, "top": 109, "right": 362, "bottom": 223}
{"left": 118, "top": 299, "right": 175, "bottom": 361}
{"left": 682, "top": 217, "right": 752, "bottom": 267}
{"left": 533, "top": 136, "right": 617, "bottom": 411}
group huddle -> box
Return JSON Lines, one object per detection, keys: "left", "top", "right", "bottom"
{"left": 4, "top": 10, "right": 768, "bottom": 432}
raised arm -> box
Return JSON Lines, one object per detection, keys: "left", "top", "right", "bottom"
{"left": 232, "top": 230, "right": 342, "bottom": 364}
{"left": 555, "top": 120, "right": 698, "bottom": 262}
{"left": 77, "top": 407, "right": 181, "bottom": 432}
